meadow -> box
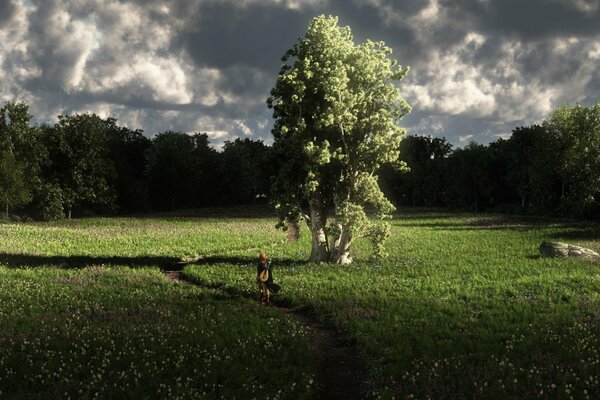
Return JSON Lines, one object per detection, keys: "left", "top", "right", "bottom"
{"left": 1, "top": 209, "right": 600, "bottom": 399}
{"left": 0, "top": 215, "right": 315, "bottom": 400}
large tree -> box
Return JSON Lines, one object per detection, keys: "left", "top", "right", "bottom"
{"left": 544, "top": 103, "right": 600, "bottom": 216}
{"left": 268, "top": 15, "right": 411, "bottom": 263}
{"left": 0, "top": 101, "right": 44, "bottom": 217}
{"left": 44, "top": 114, "right": 118, "bottom": 218}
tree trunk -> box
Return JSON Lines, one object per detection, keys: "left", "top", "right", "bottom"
{"left": 68, "top": 206, "right": 72, "bottom": 220}
{"left": 5, "top": 201, "right": 8, "bottom": 219}
{"left": 287, "top": 219, "right": 300, "bottom": 242}
{"left": 331, "top": 226, "right": 352, "bottom": 264}
{"left": 308, "top": 197, "right": 329, "bottom": 263}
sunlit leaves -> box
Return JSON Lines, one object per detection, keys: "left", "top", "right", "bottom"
{"left": 268, "top": 15, "right": 411, "bottom": 262}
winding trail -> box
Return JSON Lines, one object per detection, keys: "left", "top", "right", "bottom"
{"left": 162, "top": 265, "right": 363, "bottom": 400}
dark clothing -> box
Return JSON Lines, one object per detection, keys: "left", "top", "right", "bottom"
{"left": 257, "top": 260, "right": 280, "bottom": 293}
{"left": 257, "top": 260, "right": 273, "bottom": 283}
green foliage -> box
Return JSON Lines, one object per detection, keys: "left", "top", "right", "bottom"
{"left": 221, "top": 138, "right": 272, "bottom": 204}
{"left": 381, "top": 103, "right": 600, "bottom": 219}
{"left": 0, "top": 101, "right": 44, "bottom": 216}
{"left": 379, "top": 134, "right": 452, "bottom": 207}
{"left": 31, "top": 182, "right": 64, "bottom": 221}
{"left": 446, "top": 142, "right": 493, "bottom": 212}
{"left": 544, "top": 103, "right": 600, "bottom": 217}
{"left": 43, "top": 114, "right": 119, "bottom": 217}
{"left": 0, "top": 149, "right": 31, "bottom": 217}
{"left": 107, "top": 126, "right": 152, "bottom": 214}
{"left": 145, "top": 132, "right": 223, "bottom": 210}
{"left": 268, "top": 15, "right": 411, "bottom": 263}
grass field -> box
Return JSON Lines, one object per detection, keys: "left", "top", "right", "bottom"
{"left": 2, "top": 210, "right": 600, "bottom": 399}
{"left": 184, "top": 211, "right": 600, "bottom": 399}
{"left": 0, "top": 215, "right": 315, "bottom": 400}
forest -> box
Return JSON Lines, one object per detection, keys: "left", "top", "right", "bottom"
{"left": 1, "top": 100, "right": 600, "bottom": 221}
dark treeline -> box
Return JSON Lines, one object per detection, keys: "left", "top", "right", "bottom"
{"left": 380, "top": 103, "right": 600, "bottom": 219}
{"left": 0, "top": 101, "right": 273, "bottom": 220}
{"left": 2, "top": 101, "right": 600, "bottom": 220}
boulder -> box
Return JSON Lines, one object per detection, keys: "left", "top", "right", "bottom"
{"left": 540, "top": 241, "right": 600, "bottom": 259}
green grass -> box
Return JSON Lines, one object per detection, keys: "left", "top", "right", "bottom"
{"left": 2, "top": 210, "right": 600, "bottom": 399}
{"left": 184, "top": 211, "right": 600, "bottom": 399}
{"left": 0, "top": 217, "right": 315, "bottom": 400}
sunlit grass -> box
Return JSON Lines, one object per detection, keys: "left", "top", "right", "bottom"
{"left": 185, "top": 211, "right": 600, "bottom": 399}
{"left": 3, "top": 210, "right": 600, "bottom": 398}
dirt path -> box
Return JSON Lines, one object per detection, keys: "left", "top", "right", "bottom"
{"left": 162, "top": 267, "right": 363, "bottom": 400}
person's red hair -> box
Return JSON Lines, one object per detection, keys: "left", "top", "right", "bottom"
{"left": 259, "top": 252, "right": 267, "bottom": 262}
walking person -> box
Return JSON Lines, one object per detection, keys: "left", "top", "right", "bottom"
{"left": 256, "top": 252, "right": 280, "bottom": 305}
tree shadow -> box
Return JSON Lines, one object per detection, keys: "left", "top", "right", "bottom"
{"left": 190, "top": 255, "right": 309, "bottom": 268}
{"left": 548, "top": 228, "right": 600, "bottom": 241}
{"left": 0, "top": 252, "right": 309, "bottom": 271}
{"left": 0, "top": 253, "right": 179, "bottom": 269}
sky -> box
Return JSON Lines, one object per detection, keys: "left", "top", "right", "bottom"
{"left": 1, "top": 0, "right": 599, "bottom": 148}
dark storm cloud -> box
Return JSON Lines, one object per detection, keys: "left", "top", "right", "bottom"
{"left": 175, "top": 1, "right": 315, "bottom": 73}
{"left": 443, "top": 0, "right": 600, "bottom": 40}
{"left": 1, "top": 0, "right": 599, "bottom": 148}
{"left": 0, "top": 0, "right": 16, "bottom": 27}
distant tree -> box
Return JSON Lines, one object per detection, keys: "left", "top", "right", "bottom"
{"left": 44, "top": 114, "right": 117, "bottom": 218}
{"left": 0, "top": 149, "right": 30, "bottom": 218}
{"left": 446, "top": 142, "right": 491, "bottom": 212}
{"left": 107, "top": 126, "right": 151, "bottom": 213}
{"left": 394, "top": 135, "right": 452, "bottom": 206}
{"left": 0, "top": 101, "right": 45, "bottom": 217}
{"left": 486, "top": 138, "right": 518, "bottom": 209}
{"left": 268, "top": 15, "right": 411, "bottom": 263}
{"left": 221, "top": 138, "right": 271, "bottom": 204}
{"left": 543, "top": 103, "right": 600, "bottom": 217}
{"left": 145, "top": 132, "right": 221, "bottom": 210}
{"left": 189, "top": 133, "right": 224, "bottom": 207}
{"left": 503, "top": 125, "right": 544, "bottom": 212}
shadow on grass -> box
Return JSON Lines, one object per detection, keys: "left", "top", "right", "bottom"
{"left": 0, "top": 253, "right": 308, "bottom": 271}
{"left": 0, "top": 253, "right": 179, "bottom": 269}
{"left": 548, "top": 228, "right": 600, "bottom": 241}
{"left": 180, "top": 255, "right": 309, "bottom": 269}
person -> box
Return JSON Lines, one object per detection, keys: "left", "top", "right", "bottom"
{"left": 256, "top": 252, "right": 279, "bottom": 304}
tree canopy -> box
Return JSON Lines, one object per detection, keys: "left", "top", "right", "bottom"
{"left": 268, "top": 15, "right": 411, "bottom": 263}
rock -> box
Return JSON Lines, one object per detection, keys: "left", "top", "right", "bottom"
{"left": 568, "top": 244, "right": 600, "bottom": 258}
{"left": 539, "top": 242, "right": 569, "bottom": 257}
{"left": 540, "top": 241, "right": 600, "bottom": 259}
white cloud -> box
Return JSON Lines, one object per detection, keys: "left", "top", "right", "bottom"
{"left": 404, "top": 47, "right": 497, "bottom": 117}
{"left": 560, "top": 0, "right": 600, "bottom": 15}
{"left": 459, "top": 134, "right": 474, "bottom": 142}
{"left": 235, "top": 119, "right": 253, "bottom": 136}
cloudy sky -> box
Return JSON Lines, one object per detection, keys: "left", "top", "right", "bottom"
{"left": 1, "top": 0, "right": 599, "bottom": 147}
